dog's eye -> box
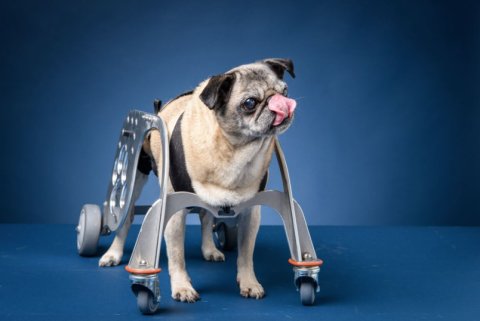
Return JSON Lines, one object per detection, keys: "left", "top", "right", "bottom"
{"left": 243, "top": 98, "right": 257, "bottom": 111}
{"left": 283, "top": 87, "right": 288, "bottom": 96}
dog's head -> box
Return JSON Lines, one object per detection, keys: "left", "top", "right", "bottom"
{"left": 199, "top": 58, "right": 297, "bottom": 141}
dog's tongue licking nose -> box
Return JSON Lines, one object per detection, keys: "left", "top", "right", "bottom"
{"left": 268, "top": 94, "right": 297, "bottom": 126}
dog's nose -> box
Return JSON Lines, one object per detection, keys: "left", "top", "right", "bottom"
{"left": 268, "top": 94, "right": 297, "bottom": 126}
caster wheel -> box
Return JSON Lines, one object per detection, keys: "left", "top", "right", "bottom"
{"left": 76, "top": 204, "right": 102, "bottom": 256}
{"left": 137, "top": 289, "right": 158, "bottom": 315}
{"left": 214, "top": 222, "right": 237, "bottom": 251}
{"left": 299, "top": 279, "right": 316, "bottom": 306}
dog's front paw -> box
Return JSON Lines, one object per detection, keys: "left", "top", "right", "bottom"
{"left": 99, "top": 250, "right": 123, "bottom": 267}
{"left": 171, "top": 282, "right": 200, "bottom": 303}
{"left": 237, "top": 276, "right": 265, "bottom": 299}
{"left": 202, "top": 246, "right": 225, "bottom": 262}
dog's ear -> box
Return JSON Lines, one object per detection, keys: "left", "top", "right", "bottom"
{"left": 200, "top": 73, "right": 236, "bottom": 110}
{"left": 263, "top": 58, "right": 295, "bottom": 79}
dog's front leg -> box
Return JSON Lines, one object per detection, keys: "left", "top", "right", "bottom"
{"left": 99, "top": 171, "right": 148, "bottom": 267}
{"left": 237, "top": 205, "right": 265, "bottom": 299}
{"left": 165, "top": 209, "right": 200, "bottom": 302}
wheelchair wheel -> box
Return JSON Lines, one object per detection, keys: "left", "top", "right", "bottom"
{"left": 137, "top": 289, "right": 158, "bottom": 315}
{"left": 214, "top": 222, "right": 237, "bottom": 251}
{"left": 76, "top": 204, "right": 102, "bottom": 256}
{"left": 299, "top": 279, "right": 316, "bottom": 306}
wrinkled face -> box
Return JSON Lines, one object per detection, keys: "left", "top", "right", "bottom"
{"left": 200, "top": 59, "right": 297, "bottom": 142}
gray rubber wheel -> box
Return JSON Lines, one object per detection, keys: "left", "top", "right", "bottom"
{"left": 300, "top": 279, "right": 316, "bottom": 306}
{"left": 76, "top": 204, "right": 102, "bottom": 256}
{"left": 137, "top": 289, "right": 158, "bottom": 315}
{"left": 214, "top": 222, "right": 237, "bottom": 251}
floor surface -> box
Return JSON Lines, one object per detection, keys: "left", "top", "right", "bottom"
{"left": 0, "top": 224, "right": 479, "bottom": 320}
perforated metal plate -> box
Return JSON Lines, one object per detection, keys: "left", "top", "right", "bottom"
{"left": 103, "top": 111, "right": 164, "bottom": 231}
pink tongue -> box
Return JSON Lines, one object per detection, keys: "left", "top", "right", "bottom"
{"left": 268, "top": 94, "right": 297, "bottom": 126}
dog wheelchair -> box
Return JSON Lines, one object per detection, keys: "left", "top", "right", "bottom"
{"left": 76, "top": 106, "right": 323, "bottom": 314}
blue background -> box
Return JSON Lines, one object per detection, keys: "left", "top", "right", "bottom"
{"left": 0, "top": 0, "right": 478, "bottom": 225}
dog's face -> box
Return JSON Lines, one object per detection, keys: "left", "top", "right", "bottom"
{"left": 200, "top": 58, "right": 297, "bottom": 141}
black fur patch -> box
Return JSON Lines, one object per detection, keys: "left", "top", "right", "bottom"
{"left": 169, "top": 114, "right": 194, "bottom": 193}
{"left": 172, "top": 90, "right": 194, "bottom": 102}
{"left": 160, "top": 90, "right": 194, "bottom": 112}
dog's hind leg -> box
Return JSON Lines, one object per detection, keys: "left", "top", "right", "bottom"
{"left": 99, "top": 171, "right": 148, "bottom": 267}
{"left": 199, "top": 209, "right": 225, "bottom": 262}
{"left": 236, "top": 205, "right": 265, "bottom": 299}
{"left": 165, "top": 209, "right": 200, "bottom": 302}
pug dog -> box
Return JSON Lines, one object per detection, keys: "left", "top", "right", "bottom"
{"left": 99, "top": 58, "right": 297, "bottom": 302}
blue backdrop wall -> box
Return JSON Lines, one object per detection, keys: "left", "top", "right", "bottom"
{"left": 0, "top": 0, "right": 478, "bottom": 225}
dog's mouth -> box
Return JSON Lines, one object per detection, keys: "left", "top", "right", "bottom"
{"left": 268, "top": 94, "right": 297, "bottom": 126}
{"left": 268, "top": 113, "right": 293, "bottom": 132}
{"left": 263, "top": 94, "right": 295, "bottom": 134}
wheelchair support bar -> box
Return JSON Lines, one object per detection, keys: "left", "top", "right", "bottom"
{"left": 77, "top": 110, "right": 322, "bottom": 314}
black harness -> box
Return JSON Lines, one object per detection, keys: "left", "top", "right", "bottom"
{"left": 168, "top": 113, "right": 194, "bottom": 193}
{"left": 137, "top": 107, "right": 268, "bottom": 194}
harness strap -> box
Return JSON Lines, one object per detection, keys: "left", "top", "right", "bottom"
{"left": 148, "top": 111, "right": 268, "bottom": 195}
{"left": 259, "top": 170, "right": 268, "bottom": 192}
{"left": 169, "top": 113, "right": 195, "bottom": 192}
{"left": 137, "top": 147, "right": 154, "bottom": 175}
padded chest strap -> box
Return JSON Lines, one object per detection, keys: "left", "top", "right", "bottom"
{"left": 169, "top": 113, "right": 195, "bottom": 193}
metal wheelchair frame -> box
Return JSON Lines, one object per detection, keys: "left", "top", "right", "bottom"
{"left": 76, "top": 110, "right": 323, "bottom": 314}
